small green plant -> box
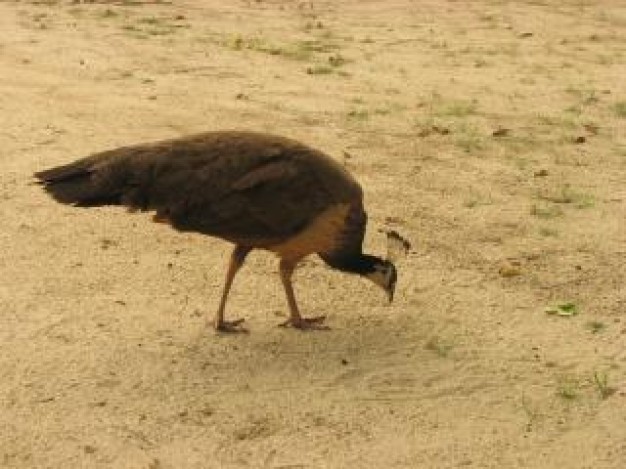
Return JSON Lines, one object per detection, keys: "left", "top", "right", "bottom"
{"left": 328, "top": 53, "right": 348, "bottom": 67}
{"left": 463, "top": 192, "right": 492, "bottom": 208}
{"left": 371, "top": 102, "right": 405, "bottom": 117}
{"left": 346, "top": 109, "right": 369, "bottom": 121}
{"left": 100, "top": 9, "right": 118, "bottom": 19}
{"left": 614, "top": 101, "right": 626, "bottom": 118}
{"left": 521, "top": 394, "right": 540, "bottom": 431}
{"left": 530, "top": 204, "right": 564, "bottom": 219}
{"left": 306, "top": 65, "right": 333, "bottom": 75}
{"left": 138, "top": 17, "right": 162, "bottom": 26}
{"left": 224, "top": 36, "right": 340, "bottom": 63}
{"left": 539, "top": 227, "right": 559, "bottom": 237}
{"left": 585, "top": 320, "right": 605, "bottom": 333}
{"left": 536, "top": 113, "right": 577, "bottom": 129}
{"left": 596, "top": 55, "right": 613, "bottom": 66}
{"left": 424, "top": 337, "right": 454, "bottom": 357}
{"left": 436, "top": 99, "right": 478, "bottom": 117}
{"left": 545, "top": 302, "right": 578, "bottom": 316}
{"left": 556, "top": 378, "right": 579, "bottom": 400}
{"left": 539, "top": 186, "right": 594, "bottom": 208}
{"left": 568, "top": 190, "right": 595, "bottom": 209}
{"left": 226, "top": 35, "right": 267, "bottom": 52}
{"left": 592, "top": 371, "right": 616, "bottom": 399}
{"left": 121, "top": 15, "right": 183, "bottom": 38}
{"left": 455, "top": 125, "right": 484, "bottom": 153}
{"left": 121, "top": 24, "right": 142, "bottom": 33}
{"left": 565, "top": 86, "right": 599, "bottom": 105}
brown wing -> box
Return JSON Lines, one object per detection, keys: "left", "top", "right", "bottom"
{"left": 165, "top": 156, "right": 334, "bottom": 244}
{"left": 38, "top": 131, "right": 363, "bottom": 246}
{"left": 110, "top": 132, "right": 355, "bottom": 245}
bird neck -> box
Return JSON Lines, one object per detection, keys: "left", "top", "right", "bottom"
{"left": 320, "top": 253, "right": 381, "bottom": 275}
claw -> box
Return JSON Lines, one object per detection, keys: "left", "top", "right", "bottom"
{"left": 214, "top": 318, "right": 248, "bottom": 334}
{"left": 279, "top": 315, "right": 329, "bottom": 331}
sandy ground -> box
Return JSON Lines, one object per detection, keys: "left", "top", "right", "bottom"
{"left": 1, "top": 1, "right": 625, "bottom": 468}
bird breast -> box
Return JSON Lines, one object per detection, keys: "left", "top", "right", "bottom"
{"left": 266, "top": 202, "right": 352, "bottom": 261}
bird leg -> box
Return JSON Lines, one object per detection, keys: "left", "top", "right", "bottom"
{"left": 278, "top": 259, "right": 328, "bottom": 330}
{"left": 212, "top": 245, "right": 251, "bottom": 333}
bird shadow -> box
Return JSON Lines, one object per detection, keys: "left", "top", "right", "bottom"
{"left": 176, "top": 311, "right": 427, "bottom": 392}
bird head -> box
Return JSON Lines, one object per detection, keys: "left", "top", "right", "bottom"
{"left": 365, "top": 260, "right": 398, "bottom": 302}
{"left": 365, "top": 229, "right": 411, "bottom": 303}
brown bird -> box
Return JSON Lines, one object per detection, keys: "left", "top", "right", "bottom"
{"left": 34, "top": 131, "right": 408, "bottom": 332}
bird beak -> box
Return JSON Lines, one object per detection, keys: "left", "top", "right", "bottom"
{"left": 388, "top": 286, "right": 395, "bottom": 303}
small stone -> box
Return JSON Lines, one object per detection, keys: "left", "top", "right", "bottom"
{"left": 432, "top": 125, "right": 450, "bottom": 135}
{"left": 499, "top": 260, "right": 521, "bottom": 277}
{"left": 492, "top": 127, "right": 510, "bottom": 137}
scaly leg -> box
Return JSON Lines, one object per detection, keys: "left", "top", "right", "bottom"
{"left": 212, "top": 245, "right": 251, "bottom": 333}
{"left": 278, "top": 259, "right": 328, "bottom": 330}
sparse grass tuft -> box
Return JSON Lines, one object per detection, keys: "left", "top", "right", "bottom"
{"left": 346, "top": 109, "right": 369, "bottom": 121}
{"left": 545, "top": 302, "right": 578, "bottom": 317}
{"left": 592, "top": 371, "right": 616, "bottom": 399}
{"left": 138, "top": 17, "right": 162, "bottom": 26}
{"left": 424, "top": 337, "right": 454, "bottom": 357}
{"left": 539, "top": 227, "right": 559, "bottom": 237}
{"left": 121, "top": 15, "right": 185, "bottom": 38}
{"left": 463, "top": 191, "right": 492, "bottom": 208}
{"left": 538, "top": 185, "right": 594, "bottom": 208}
{"left": 536, "top": 113, "right": 578, "bottom": 129}
{"left": 436, "top": 99, "right": 478, "bottom": 117}
{"left": 298, "top": 39, "right": 340, "bottom": 53}
{"left": 306, "top": 65, "right": 333, "bottom": 75}
{"left": 585, "top": 320, "right": 606, "bottom": 333}
{"left": 100, "top": 9, "right": 118, "bottom": 19}
{"left": 521, "top": 394, "right": 540, "bottom": 432}
{"left": 531, "top": 204, "right": 564, "bottom": 219}
{"left": 224, "top": 36, "right": 340, "bottom": 64}
{"left": 454, "top": 124, "right": 484, "bottom": 153}
{"left": 556, "top": 378, "right": 579, "bottom": 400}
{"left": 328, "top": 53, "right": 348, "bottom": 67}
{"left": 614, "top": 101, "right": 626, "bottom": 118}
{"left": 565, "top": 86, "right": 599, "bottom": 105}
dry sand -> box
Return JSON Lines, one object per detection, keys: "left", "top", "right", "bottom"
{"left": 1, "top": 1, "right": 625, "bottom": 468}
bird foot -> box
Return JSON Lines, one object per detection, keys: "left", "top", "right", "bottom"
{"left": 214, "top": 318, "right": 248, "bottom": 334}
{"left": 279, "top": 315, "right": 329, "bottom": 331}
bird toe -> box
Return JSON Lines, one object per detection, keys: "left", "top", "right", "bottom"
{"left": 214, "top": 318, "right": 249, "bottom": 334}
{"left": 279, "top": 315, "right": 329, "bottom": 331}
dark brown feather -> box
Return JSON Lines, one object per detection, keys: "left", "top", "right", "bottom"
{"left": 35, "top": 131, "right": 364, "bottom": 250}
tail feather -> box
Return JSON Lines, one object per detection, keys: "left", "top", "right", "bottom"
{"left": 34, "top": 155, "right": 123, "bottom": 207}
